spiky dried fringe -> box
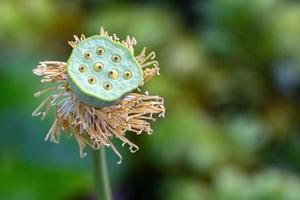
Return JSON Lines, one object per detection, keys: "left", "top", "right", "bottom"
{"left": 32, "top": 28, "right": 165, "bottom": 164}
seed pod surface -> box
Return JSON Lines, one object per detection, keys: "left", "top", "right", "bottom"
{"left": 67, "top": 35, "right": 143, "bottom": 107}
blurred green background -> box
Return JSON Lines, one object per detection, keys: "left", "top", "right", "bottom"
{"left": 1, "top": 0, "right": 300, "bottom": 199}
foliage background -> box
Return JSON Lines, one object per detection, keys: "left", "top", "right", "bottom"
{"left": 0, "top": 0, "right": 300, "bottom": 199}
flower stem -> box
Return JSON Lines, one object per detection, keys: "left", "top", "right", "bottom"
{"left": 92, "top": 147, "right": 112, "bottom": 200}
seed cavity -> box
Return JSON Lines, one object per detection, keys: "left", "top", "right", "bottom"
{"left": 88, "top": 76, "right": 96, "bottom": 84}
{"left": 108, "top": 70, "right": 118, "bottom": 79}
{"left": 96, "top": 47, "right": 105, "bottom": 55}
{"left": 103, "top": 82, "right": 112, "bottom": 90}
{"left": 84, "top": 51, "right": 92, "bottom": 60}
{"left": 78, "top": 64, "right": 86, "bottom": 73}
{"left": 111, "top": 55, "right": 121, "bottom": 63}
{"left": 123, "top": 70, "right": 132, "bottom": 79}
{"left": 93, "top": 62, "right": 103, "bottom": 72}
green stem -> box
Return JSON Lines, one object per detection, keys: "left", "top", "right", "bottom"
{"left": 92, "top": 147, "right": 112, "bottom": 200}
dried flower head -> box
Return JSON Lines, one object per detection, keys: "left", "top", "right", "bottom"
{"left": 32, "top": 27, "right": 165, "bottom": 164}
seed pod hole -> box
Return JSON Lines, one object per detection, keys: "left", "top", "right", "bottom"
{"left": 103, "top": 82, "right": 112, "bottom": 90}
{"left": 123, "top": 70, "right": 132, "bottom": 79}
{"left": 93, "top": 62, "right": 103, "bottom": 72}
{"left": 78, "top": 65, "right": 86, "bottom": 73}
{"left": 96, "top": 47, "right": 105, "bottom": 55}
{"left": 108, "top": 70, "right": 118, "bottom": 79}
{"left": 84, "top": 51, "right": 92, "bottom": 60}
{"left": 88, "top": 76, "right": 96, "bottom": 84}
{"left": 111, "top": 55, "right": 121, "bottom": 63}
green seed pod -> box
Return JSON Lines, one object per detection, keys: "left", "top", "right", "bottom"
{"left": 67, "top": 35, "right": 143, "bottom": 107}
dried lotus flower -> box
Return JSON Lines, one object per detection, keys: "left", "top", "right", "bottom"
{"left": 32, "top": 27, "right": 165, "bottom": 164}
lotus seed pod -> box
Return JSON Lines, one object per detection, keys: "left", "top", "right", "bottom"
{"left": 67, "top": 35, "right": 143, "bottom": 107}
{"left": 33, "top": 27, "right": 165, "bottom": 163}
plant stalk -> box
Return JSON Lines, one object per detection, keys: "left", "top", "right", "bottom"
{"left": 92, "top": 147, "right": 112, "bottom": 200}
